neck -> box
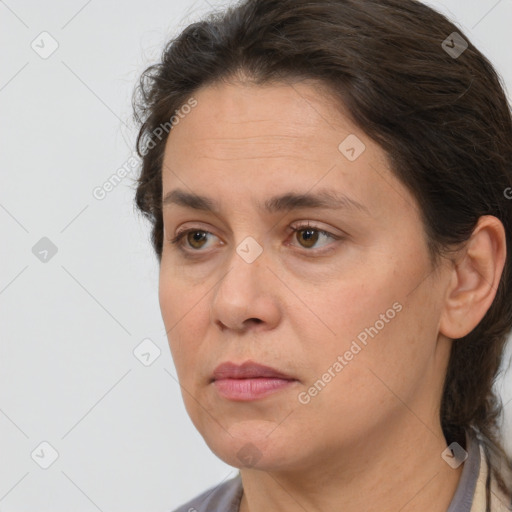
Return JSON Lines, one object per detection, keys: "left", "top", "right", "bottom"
{"left": 238, "top": 419, "right": 465, "bottom": 512}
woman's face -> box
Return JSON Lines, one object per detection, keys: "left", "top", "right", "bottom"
{"left": 159, "top": 80, "right": 453, "bottom": 470}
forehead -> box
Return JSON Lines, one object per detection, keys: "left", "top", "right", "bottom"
{"left": 165, "top": 80, "right": 352, "bottom": 158}
{"left": 161, "top": 80, "right": 415, "bottom": 222}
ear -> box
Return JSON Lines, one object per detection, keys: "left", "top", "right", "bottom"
{"left": 439, "top": 215, "right": 507, "bottom": 340}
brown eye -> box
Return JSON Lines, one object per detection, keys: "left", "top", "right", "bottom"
{"left": 170, "top": 229, "right": 216, "bottom": 251}
{"left": 295, "top": 228, "right": 320, "bottom": 248}
{"left": 169, "top": 223, "right": 340, "bottom": 256}
{"left": 186, "top": 230, "right": 208, "bottom": 249}
{"left": 290, "top": 223, "right": 338, "bottom": 250}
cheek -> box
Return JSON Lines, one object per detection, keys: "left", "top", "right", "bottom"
{"left": 300, "top": 255, "right": 435, "bottom": 382}
{"left": 295, "top": 306, "right": 423, "bottom": 439}
{"left": 312, "top": 272, "right": 397, "bottom": 343}
{"left": 158, "top": 266, "right": 208, "bottom": 368}
{"left": 159, "top": 259, "right": 206, "bottom": 321}
{"left": 325, "top": 284, "right": 440, "bottom": 411}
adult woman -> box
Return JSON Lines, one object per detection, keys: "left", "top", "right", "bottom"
{"left": 132, "top": 0, "right": 512, "bottom": 510}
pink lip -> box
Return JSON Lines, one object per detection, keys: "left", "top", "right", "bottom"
{"left": 212, "top": 360, "right": 295, "bottom": 380}
{"left": 213, "top": 378, "right": 296, "bottom": 401}
{"left": 211, "top": 360, "right": 298, "bottom": 401}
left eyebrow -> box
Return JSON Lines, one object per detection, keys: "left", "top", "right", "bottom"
{"left": 162, "top": 188, "right": 371, "bottom": 215}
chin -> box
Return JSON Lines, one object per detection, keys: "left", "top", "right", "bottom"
{"left": 201, "top": 421, "right": 302, "bottom": 470}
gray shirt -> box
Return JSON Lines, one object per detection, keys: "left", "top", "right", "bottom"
{"left": 168, "top": 432, "right": 496, "bottom": 512}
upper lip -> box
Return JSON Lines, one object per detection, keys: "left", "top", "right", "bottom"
{"left": 212, "top": 360, "right": 296, "bottom": 381}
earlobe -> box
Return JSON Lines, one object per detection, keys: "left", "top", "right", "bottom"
{"left": 439, "top": 215, "right": 507, "bottom": 340}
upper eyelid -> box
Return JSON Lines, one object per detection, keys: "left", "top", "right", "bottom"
{"left": 174, "top": 219, "right": 340, "bottom": 236}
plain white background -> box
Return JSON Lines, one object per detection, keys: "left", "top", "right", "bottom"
{"left": 0, "top": 0, "right": 511, "bottom": 510}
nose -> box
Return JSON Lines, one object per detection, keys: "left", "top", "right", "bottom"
{"left": 209, "top": 246, "right": 282, "bottom": 333}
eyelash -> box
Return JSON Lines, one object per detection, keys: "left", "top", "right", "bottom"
{"left": 168, "top": 223, "right": 342, "bottom": 256}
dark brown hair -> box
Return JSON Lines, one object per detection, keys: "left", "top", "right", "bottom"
{"left": 132, "top": 0, "right": 512, "bottom": 501}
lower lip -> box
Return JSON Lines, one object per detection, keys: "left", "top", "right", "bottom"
{"left": 213, "top": 378, "right": 296, "bottom": 401}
